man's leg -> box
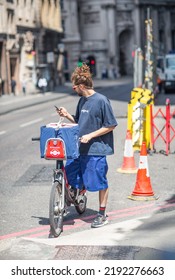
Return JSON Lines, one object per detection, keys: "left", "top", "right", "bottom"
{"left": 91, "top": 188, "right": 109, "bottom": 228}
{"left": 99, "top": 188, "right": 109, "bottom": 216}
{"left": 80, "top": 155, "right": 109, "bottom": 228}
{"left": 91, "top": 157, "right": 109, "bottom": 228}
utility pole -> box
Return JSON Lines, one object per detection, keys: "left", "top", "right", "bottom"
{"left": 144, "top": 7, "right": 154, "bottom": 92}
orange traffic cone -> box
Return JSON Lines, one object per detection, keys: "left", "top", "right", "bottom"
{"left": 117, "top": 130, "right": 137, "bottom": 173}
{"left": 128, "top": 141, "right": 158, "bottom": 201}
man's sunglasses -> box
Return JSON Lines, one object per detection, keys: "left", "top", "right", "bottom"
{"left": 72, "top": 84, "right": 80, "bottom": 90}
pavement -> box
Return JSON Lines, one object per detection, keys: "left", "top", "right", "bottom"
{"left": 0, "top": 77, "right": 132, "bottom": 116}
{"left": 1, "top": 207, "right": 175, "bottom": 260}
{"left": 1, "top": 76, "right": 175, "bottom": 260}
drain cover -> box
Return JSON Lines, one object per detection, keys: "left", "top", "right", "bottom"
{"left": 54, "top": 245, "right": 140, "bottom": 260}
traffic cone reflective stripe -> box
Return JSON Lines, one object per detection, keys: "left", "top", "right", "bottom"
{"left": 138, "top": 155, "right": 149, "bottom": 177}
{"left": 117, "top": 130, "right": 137, "bottom": 173}
{"left": 128, "top": 141, "right": 158, "bottom": 201}
{"left": 124, "top": 133, "right": 133, "bottom": 157}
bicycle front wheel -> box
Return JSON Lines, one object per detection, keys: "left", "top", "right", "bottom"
{"left": 49, "top": 181, "right": 64, "bottom": 237}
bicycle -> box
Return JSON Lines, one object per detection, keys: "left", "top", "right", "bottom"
{"left": 32, "top": 125, "right": 87, "bottom": 237}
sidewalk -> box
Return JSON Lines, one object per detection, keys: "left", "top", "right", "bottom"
{"left": 1, "top": 207, "right": 175, "bottom": 260}
{"left": 0, "top": 77, "right": 133, "bottom": 116}
{"left": 0, "top": 86, "right": 71, "bottom": 116}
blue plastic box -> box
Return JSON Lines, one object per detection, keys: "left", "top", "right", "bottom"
{"left": 40, "top": 125, "right": 79, "bottom": 159}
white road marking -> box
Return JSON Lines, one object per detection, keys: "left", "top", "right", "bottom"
{"left": 0, "top": 130, "right": 6, "bottom": 135}
{"left": 20, "top": 118, "right": 43, "bottom": 128}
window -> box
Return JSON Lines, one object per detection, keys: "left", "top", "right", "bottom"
{"left": 159, "top": 30, "right": 164, "bottom": 43}
{"left": 83, "top": 12, "right": 100, "bottom": 24}
{"left": 172, "top": 30, "right": 175, "bottom": 50}
{"left": 60, "top": 0, "right": 64, "bottom": 10}
{"left": 171, "top": 12, "right": 175, "bottom": 25}
{"left": 7, "top": 9, "right": 14, "bottom": 33}
{"left": 166, "top": 57, "right": 175, "bottom": 69}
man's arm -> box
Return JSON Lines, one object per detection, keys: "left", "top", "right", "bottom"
{"left": 80, "top": 126, "right": 116, "bottom": 143}
{"left": 57, "top": 107, "right": 76, "bottom": 123}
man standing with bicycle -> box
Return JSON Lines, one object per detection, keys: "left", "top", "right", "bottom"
{"left": 57, "top": 63, "right": 118, "bottom": 228}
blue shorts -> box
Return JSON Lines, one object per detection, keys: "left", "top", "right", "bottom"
{"left": 65, "top": 156, "right": 108, "bottom": 192}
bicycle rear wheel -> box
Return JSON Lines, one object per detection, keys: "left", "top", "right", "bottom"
{"left": 75, "top": 193, "right": 87, "bottom": 214}
{"left": 49, "top": 181, "right": 64, "bottom": 237}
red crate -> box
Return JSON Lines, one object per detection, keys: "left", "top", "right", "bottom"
{"left": 44, "top": 138, "right": 66, "bottom": 160}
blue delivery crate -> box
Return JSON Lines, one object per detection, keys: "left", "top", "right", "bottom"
{"left": 40, "top": 125, "right": 79, "bottom": 159}
{"left": 40, "top": 126, "right": 57, "bottom": 158}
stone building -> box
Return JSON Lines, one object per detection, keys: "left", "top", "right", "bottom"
{"left": 61, "top": 0, "right": 175, "bottom": 79}
{"left": 0, "top": 0, "right": 62, "bottom": 95}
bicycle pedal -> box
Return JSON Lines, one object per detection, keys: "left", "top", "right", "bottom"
{"left": 63, "top": 210, "right": 69, "bottom": 217}
{"left": 76, "top": 194, "right": 85, "bottom": 204}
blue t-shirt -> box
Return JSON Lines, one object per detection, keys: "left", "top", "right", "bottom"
{"left": 73, "top": 92, "right": 118, "bottom": 156}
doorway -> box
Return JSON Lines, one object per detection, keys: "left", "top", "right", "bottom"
{"left": 119, "top": 30, "right": 133, "bottom": 76}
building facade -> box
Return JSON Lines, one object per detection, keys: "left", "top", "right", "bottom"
{"left": 0, "top": 0, "right": 62, "bottom": 95}
{"left": 61, "top": 0, "right": 175, "bottom": 79}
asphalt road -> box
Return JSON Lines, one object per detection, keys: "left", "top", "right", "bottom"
{"left": 0, "top": 82, "right": 134, "bottom": 234}
{"left": 0, "top": 82, "right": 175, "bottom": 261}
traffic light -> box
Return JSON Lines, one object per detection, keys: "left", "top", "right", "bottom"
{"left": 90, "top": 59, "right": 95, "bottom": 65}
{"left": 77, "top": 61, "right": 83, "bottom": 67}
{"left": 77, "top": 57, "right": 83, "bottom": 67}
{"left": 87, "top": 56, "right": 96, "bottom": 76}
{"left": 132, "top": 50, "right": 135, "bottom": 58}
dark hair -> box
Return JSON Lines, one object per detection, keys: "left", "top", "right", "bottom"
{"left": 71, "top": 63, "right": 93, "bottom": 89}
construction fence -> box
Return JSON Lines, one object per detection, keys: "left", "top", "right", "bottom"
{"left": 127, "top": 88, "right": 175, "bottom": 155}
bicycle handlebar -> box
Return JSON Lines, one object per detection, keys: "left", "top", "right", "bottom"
{"left": 31, "top": 137, "right": 40, "bottom": 141}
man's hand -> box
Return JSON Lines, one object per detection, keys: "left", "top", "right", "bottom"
{"left": 79, "top": 134, "right": 92, "bottom": 143}
{"left": 57, "top": 107, "right": 68, "bottom": 117}
{"left": 57, "top": 106, "right": 76, "bottom": 124}
{"left": 79, "top": 126, "right": 116, "bottom": 144}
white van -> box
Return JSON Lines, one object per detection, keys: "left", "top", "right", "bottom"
{"left": 157, "top": 53, "right": 175, "bottom": 93}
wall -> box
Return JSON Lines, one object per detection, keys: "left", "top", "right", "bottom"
{"left": 61, "top": 0, "right": 175, "bottom": 80}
